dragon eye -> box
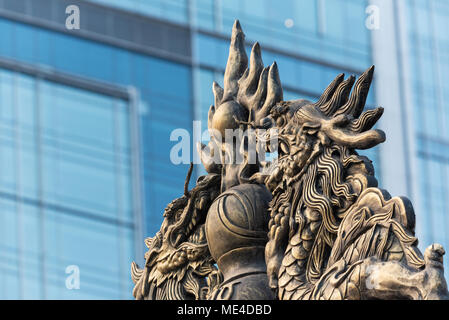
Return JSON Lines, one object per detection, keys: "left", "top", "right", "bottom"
{"left": 276, "top": 117, "right": 285, "bottom": 127}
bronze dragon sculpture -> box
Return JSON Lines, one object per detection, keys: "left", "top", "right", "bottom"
{"left": 131, "top": 20, "right": 449, "bottom": 300}
{"left": 131, "top": 168, "right": 222, "bottom": 299}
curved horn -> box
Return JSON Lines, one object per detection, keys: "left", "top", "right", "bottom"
{"left": 244, "top": 42, "right": 264, "bottom": 95}
{"left": 257, "top": 62, "right": 283, "bottom": 122}
{"left": 315, "top": 73, "right": 345, "bottom": 107}
{"left": 334, "top": 66, "right": 375, "bottom": 118}
{"left": 238, "top": 42, "right": 264, "bottom": 109}
{"left": 319, "top": 75, "right": 355, "bottom": 116}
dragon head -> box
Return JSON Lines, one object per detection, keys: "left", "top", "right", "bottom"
{"left": 196, "top": 20, "right": 389, "bottom": 287}
{"left": 263, "top": 67, "right": 388, "bottom": 287}
{"left": 262, "top": 66, "right": 385, "bottom": 194}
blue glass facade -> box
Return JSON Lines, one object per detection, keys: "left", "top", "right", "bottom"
{"left": 0, "top": 67, "right": 135, "bottom": 298}
{"left": 0, "top": 1, "right": 194, "bottom": 298}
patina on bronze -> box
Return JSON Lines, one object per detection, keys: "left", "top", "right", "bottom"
{"left": 131, "top": 20, "right": 449, "bottom": 300}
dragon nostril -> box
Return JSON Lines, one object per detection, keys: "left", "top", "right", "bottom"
{"left": 276, "top": 117, "right": 285, "bottom": 127}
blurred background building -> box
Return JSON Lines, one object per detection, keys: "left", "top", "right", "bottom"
{"left": 0, "top": 0, "right": 446, "bottom": 299}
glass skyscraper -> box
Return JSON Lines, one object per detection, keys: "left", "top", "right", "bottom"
{"left": 0, "top": 0, "right": 447, "bottom": 299}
